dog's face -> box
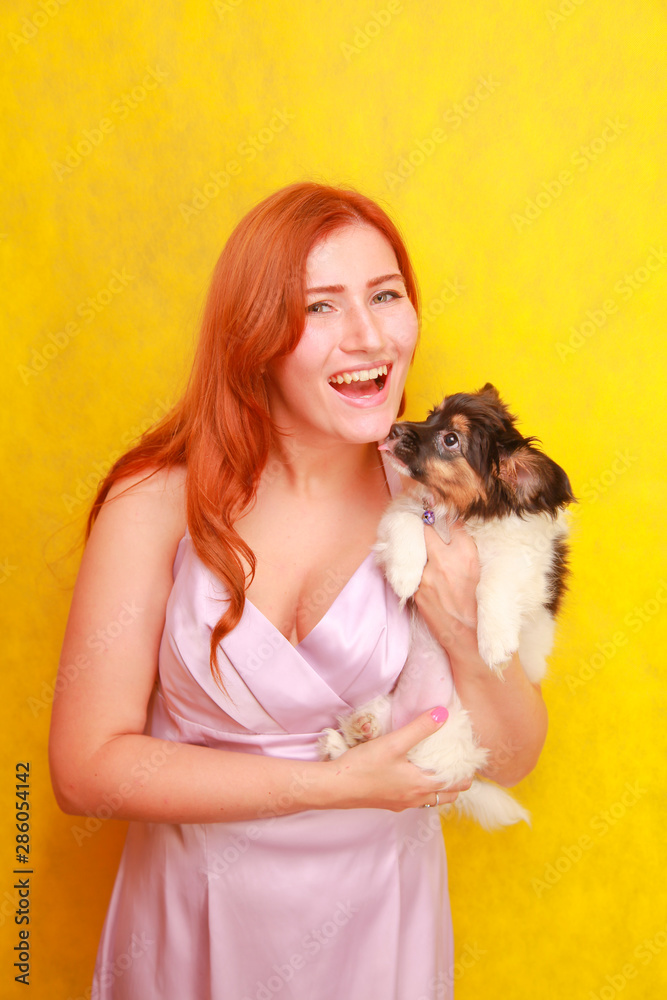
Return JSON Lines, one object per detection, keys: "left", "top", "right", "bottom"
{"left": 380, "top": 383, "right": 575, "bottom": 519}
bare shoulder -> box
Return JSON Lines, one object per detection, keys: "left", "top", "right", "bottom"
{"left": 79, "top": 464, "right": 188, "bottom": 593}
{"left": 68, "top": 464, "right": 188, "bottom": 656}
{"left": 98, "top": 464, "right": 187, "bottom": 541}
{"left": 104, "top": 462, "right": 187, "bottom": 507}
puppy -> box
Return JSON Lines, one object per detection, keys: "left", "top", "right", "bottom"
{"left": 319, "top": 384, "right": 574, "bottom": 830}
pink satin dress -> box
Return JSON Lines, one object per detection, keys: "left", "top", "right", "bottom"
{"left": 91, "top": 459, "right": 455, "bottom": 1000}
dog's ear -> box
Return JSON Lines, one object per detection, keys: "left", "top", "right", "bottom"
{"left": 498, "top": 440, "right": 575, "bottom": 515}
{"left": 475, "top": 383, "right": 519, "bottom": 430}
{"left": 477, "top": 383, "right": 502, "bottom": 403}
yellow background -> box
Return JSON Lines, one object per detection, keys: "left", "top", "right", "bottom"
{"left": 2, "top": 0, "right": 666, "bottom": 997}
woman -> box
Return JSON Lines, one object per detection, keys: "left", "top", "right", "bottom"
{"left": 49, "top": 183, "right": 547, "bottom": 999}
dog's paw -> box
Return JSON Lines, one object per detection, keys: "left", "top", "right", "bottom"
{"left": 341, "top": 708, "right": 383, "bottom": 744}
{"left": 476, "top": 628, "right": 517, "bottom": 675}
{"left": 375, "top": 507, "right": 428, "bottom": 601}
{"left": 385, "top": 560, "right": 425, "bottom": 602}
{"left": 317, "top": 728, "right": 350, "bottom": 761}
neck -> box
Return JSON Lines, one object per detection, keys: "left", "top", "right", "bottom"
{"left": 266, "top": 434, "right": 384, "bottom": 497}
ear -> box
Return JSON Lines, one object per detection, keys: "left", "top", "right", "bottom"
{"left": 499, "top": 441, "right": 575, "bottom": 515}
{"left": 477, "top": 383, "right": 502, "bottom": 403}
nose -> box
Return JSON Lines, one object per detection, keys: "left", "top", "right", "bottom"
{"left": 386, "top": 422, "right": 419, "bottom": 450}
{"left": 389, "top": 420, "right": 421, "bottom": 440}
{"left": 340, "top": 301, "right": 385, "bottom": 354}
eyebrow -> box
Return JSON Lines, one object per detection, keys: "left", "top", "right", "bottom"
{"left": 305, "top": 273, "right": 406, "bottom": 295}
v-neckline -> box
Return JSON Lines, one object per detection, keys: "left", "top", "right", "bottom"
{"left": 244, "top": 550, "right": 377, "bottom": 650}
{"left": 179, "top": 448, "right": 402, "bottom": 651}
{"left": 242, "top": 448, "right": 401, "bottom": 649}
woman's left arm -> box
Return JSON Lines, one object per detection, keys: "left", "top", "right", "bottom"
{"left": 413, "top": 524, "right": 548, "bottom": 787}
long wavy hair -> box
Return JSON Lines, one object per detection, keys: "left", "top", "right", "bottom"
{"left": 87, "top": 182, "right": 420, "bottom": 684}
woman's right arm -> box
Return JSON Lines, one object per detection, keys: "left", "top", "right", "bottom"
{"left": 49, "top": 469, "right": 459, "bottom": 823}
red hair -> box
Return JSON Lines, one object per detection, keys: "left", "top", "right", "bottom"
{"left": 87, "top": 182, "right": 420, "bottom": 684}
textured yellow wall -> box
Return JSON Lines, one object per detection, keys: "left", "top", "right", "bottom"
{"left": 2, "top": 1, "right": 666, "bottom": 997}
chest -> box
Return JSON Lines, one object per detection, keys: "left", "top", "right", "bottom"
{"left": 238, "top": 488, "right": 388, "bottom": 646}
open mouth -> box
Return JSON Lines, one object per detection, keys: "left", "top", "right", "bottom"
{"left": 327, "top": 364, "right": 390, "bottom": 400}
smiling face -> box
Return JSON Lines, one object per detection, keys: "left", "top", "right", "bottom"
{"left": 267, "top": 224, "right": 419, "bottom": 447}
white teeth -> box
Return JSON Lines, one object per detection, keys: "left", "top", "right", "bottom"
{"left": 328, "top": 364, "right": 389, "bottom": 385}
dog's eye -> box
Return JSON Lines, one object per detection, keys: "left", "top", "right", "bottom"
{"left": 443, "top": 432, "right": 460, "bottom": 449}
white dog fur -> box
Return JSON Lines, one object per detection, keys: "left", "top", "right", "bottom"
{"left": 318, "top": 388, "right": 571, "bottom": 830}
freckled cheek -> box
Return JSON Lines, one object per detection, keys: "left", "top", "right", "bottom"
{"left": 390, "top": 317, "right": 419, "bottom": 362}
{"left": 277, "top": 337, "right": 330, "bottom": 384}
{"left": 293, "top": 326, "right": 339, "bottom": 375}
{"left": 269, "top": 362, "right": 323, "bottom": 407}
{"left": 393, "top": 304, "right": 419, "bottom": 344}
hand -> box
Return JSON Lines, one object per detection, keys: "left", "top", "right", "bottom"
{"left": 322, "top": 707, "right": 472, "bottom": 812}
{"left": 411, "top": 526, "right": 549, "bottom": 786}
{"left": 413, "top": 523, "right": 481, "bottom": 659}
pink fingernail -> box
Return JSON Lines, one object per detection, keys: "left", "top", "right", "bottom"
{"left": 430, "top": 707, "right": 449, "bottom": 724}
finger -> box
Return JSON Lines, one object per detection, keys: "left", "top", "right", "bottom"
{"left": 419, "top": 775, "right": 474, "bottom": 809}
{"left": 420, "top": 774, "right": 472, "bottom": 792}
{"left": 442, "top": 778, "right": 473, "bottom": 793}
{"left": 419, "top": 787, "right": 461, "bottom": 808}
{"left": 389, "top": 707, "right": 449, "bottom": 755}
